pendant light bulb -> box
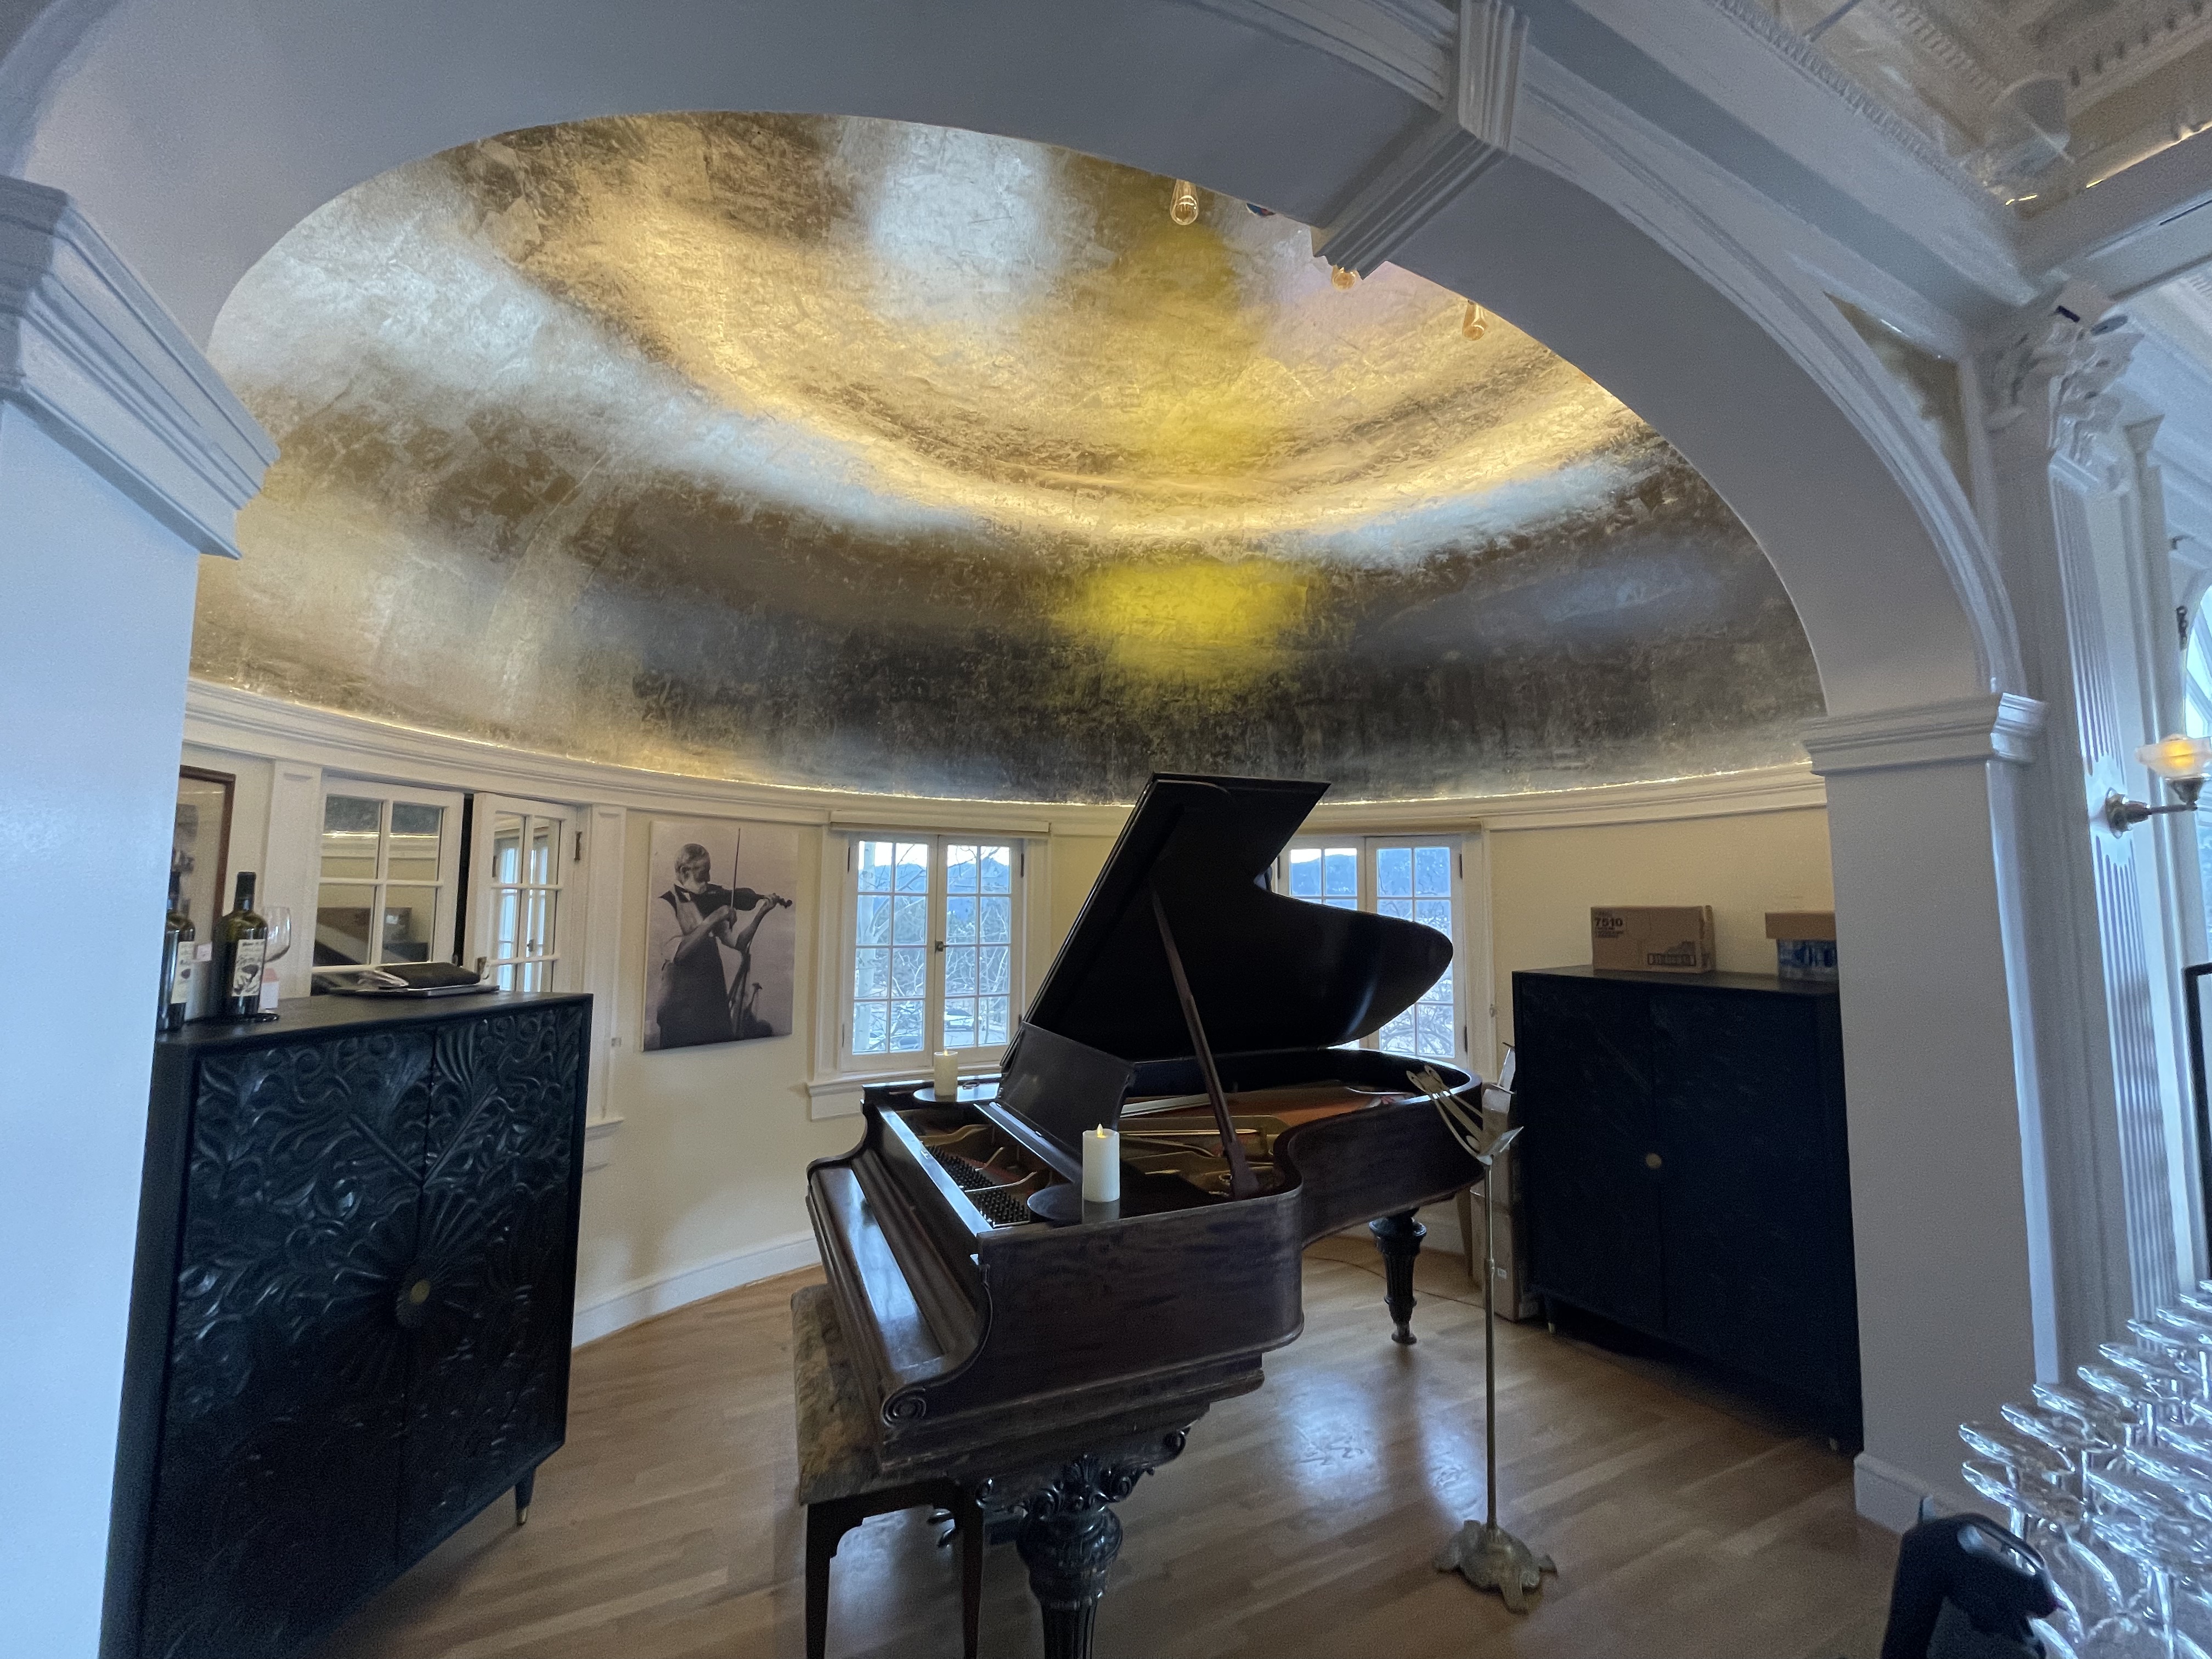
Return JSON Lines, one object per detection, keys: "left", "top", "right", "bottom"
{"left": 1462, "top": 301, "right": 1488, "bottom": 340}
{"left": 1170, "top": 180, "right": 1200, "bottom": 225}
{"left": 1330, "top": 264, "right": 1357, "bottom": 290}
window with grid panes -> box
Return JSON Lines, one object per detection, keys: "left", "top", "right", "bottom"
{"left": 466, "top": 797, "right": 571, "bottom": 992}
{"left": 846, "top": 836, "right": 1022, "bottom": 1066}
{"left": 315, "top": 783, "right": 464, "bottom": 970}
{"left": 1278, "top": 835, "right": 1465, "bottom": 1063}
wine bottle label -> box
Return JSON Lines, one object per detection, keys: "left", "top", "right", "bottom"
{"left": 169, "top": 958, "right": 194, "bottom": 1004}
{"left": 229, "top": 938, "right": 267, "bottom": 999}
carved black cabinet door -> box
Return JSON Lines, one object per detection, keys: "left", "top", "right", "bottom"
{"left": 397, "top": 1005, "right": 586, "bottom": 1556}
{"left": 1655, "top": 991, "right": 1854, "bottom": 1409}
{"left": 140, "top": 1032, "right": 433, "bottom": 1659}
{"left": 1518, "top": 975, "right": 1666, "bottom": 1333}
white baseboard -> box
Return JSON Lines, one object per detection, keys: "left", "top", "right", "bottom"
{"left": 1855, "top": 1451, "right": 1959, "bottom": 1533}
{"left": 572, "top": 1229, "right": 820, "bottom": 1346}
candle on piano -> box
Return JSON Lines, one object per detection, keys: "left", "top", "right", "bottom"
{"left": 933, "top": 1050, "right": 960, "bottom": 1099}
{"left": 1081, "top": 1124, "right": 1120, "bottom": 1204}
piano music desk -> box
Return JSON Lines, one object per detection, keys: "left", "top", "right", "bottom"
{"left": 794, "top": 1283, "right": 983, "bottom": 1659}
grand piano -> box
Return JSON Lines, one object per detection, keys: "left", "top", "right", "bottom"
{"left": 805, "top": 774, "right": 1485, "bottom": 1656}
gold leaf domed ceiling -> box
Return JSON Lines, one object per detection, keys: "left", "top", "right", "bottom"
{"left": 196, "top": 111, "right": 1821, "bottom": 802}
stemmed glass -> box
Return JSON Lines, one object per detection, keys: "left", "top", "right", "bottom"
{"left": 252, "top": 905, "right": 293, "bottom": 1021}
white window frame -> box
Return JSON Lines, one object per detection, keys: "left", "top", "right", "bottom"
{"left": 1275, "top": 832, "right": 1483, "bottom": 1068}
{"left": 313, "top": 777, "right": 466, "bottom": 973}
{"left": 834, "top": 833, "right": 1029, "bottom": 1075}
{"left": 464, "top": 794, "right": 580, "bottom": 993}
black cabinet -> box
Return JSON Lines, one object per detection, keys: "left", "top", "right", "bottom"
{"left": 106, "top": 994, "right": 591, "bottom": 1659}
{"left": 1514, "top": 968, "right": 1858, "bottom": 1435}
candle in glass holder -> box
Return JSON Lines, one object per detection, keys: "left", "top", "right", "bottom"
{"left": 1081, "top": 1124, "right": 1120, "bottom": 1203}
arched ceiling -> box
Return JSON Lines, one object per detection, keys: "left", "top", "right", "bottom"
{"left": 196, "top": 110, "right": 1821, "bottom": 803}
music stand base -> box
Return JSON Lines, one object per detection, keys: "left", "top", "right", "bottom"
{"left": 1434, "top": 1520, "right": 1556, "bottom": 1613}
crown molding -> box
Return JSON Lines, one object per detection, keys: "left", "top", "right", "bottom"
{"left": 1463, "top": 763, "right": 1825, "bottom": 830}
{"left": 1311, "top": 0, "right": 1525, "bottom": 275}
{"left": 1801, "top": 693, "right": 2048, "bottom": 775}
{"left": 188, "top": 680, "right": 1828, "bottom": 838}
{"left": 0, "top": 177, "right": 273, "bottom": 557}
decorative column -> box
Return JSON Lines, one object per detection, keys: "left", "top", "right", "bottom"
{"left": 0, "top": 177, "right": 272, "bottom": 1657}
{"left": 1982, "top": 295, "right": 2197, "bottom": 1341}
{"left": 1803, "top": 694, "right": 2050, "bottom": 1529}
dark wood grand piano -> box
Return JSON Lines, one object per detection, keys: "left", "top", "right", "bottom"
{"left": 805, "top": 774, "right": 1485, "bottom": 1656}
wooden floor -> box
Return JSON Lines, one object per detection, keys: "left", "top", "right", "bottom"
{"left": 311, "top": 1240, "right": 1899, "bottom": 1659}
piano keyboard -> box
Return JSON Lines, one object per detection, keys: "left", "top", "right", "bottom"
{"left": 930, "top": 1147, "right": 1039, "bottom": 1227}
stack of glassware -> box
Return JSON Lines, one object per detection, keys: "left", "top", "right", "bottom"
{"left": 1958, "top": 1285, "right": 2212, "bottom": 1657}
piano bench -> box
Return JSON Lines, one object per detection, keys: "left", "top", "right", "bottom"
{"left": 793, "top": 1285, "right": 983, "bottom": 1659}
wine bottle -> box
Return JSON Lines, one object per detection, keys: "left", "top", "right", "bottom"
{"left": 159, "top": 867, "right": 194, "bottom": 1032}
{"left": 217, "top": 871, "right": 269, "bottom": 1021}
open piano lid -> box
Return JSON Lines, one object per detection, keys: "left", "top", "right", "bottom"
{"left": 988, "top": 774, "right": 1452, "bottom": 1175}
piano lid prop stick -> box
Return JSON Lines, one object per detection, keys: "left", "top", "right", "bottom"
{"left": 1081, "top": 1125, "right": 1120, "bottom": 1204}
{"left": 1148, "top": 885, "right": 1260, "bottom": 1200}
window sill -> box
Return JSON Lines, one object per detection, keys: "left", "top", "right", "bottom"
{"left": 583, "top": 1113, "right": 624, "bottom": 1172}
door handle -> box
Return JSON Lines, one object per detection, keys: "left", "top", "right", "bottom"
{"left": 1644, "top": 1152, "right": 1662, "bottom": 1171}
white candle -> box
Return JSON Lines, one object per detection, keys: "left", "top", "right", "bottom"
{"left": 1081, "top": 1124, "right": 1120, "bottom": 1204}
{"left": 933, "top": 1050, "right": 960, "bottom": 1099}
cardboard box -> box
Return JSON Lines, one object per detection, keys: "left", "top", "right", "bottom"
{"left": 1590, "top": 905, "right": 1714, "bottom": 974}
{"left": 1764, "top": 910, "right": 1836, "bottom": 941}
{"left": 1766, "top": 910, "right": 1839, "bottom": 982}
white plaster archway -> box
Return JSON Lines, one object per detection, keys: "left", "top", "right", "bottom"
{"left": 1, "top": 0, "right": 2013, "bottom": 718}
{"left": 0, "top": 7, "right": 2076, "bottom": 1638}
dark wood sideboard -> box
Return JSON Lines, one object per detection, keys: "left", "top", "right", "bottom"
{"left": 1512, "top": 967, "right": 1860, "bottom": 1438}
{"left": 105, "top": 992, "right": 592, "bottom": 1659}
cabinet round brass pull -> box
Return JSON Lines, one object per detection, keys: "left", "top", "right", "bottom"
{"left": 1644, "top": 1152, "right": 1662, "bottom": 1170}
{"left": 394, "top": 1271, "right": 435, "bottom": 1329}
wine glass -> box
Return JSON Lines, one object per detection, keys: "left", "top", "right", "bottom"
{"left": 253, "top": 906, "right": 293, "bottom": 1021}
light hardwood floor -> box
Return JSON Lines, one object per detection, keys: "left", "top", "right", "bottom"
{"left": 311, "top": 1240, "right": 1899, "bottom": 1659}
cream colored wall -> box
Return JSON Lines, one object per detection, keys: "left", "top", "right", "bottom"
{"left": 571, "top": 812, "right": 859, "bottom": 1322}
{"left": 172, "top": 695, "right": 1837, "bottom": 1331}
{"left": 1486, "top": 806, "right": 1836, "bottom": 1048}
{"left": 1049, "top": 834, "right": 1115, "bottom": 941}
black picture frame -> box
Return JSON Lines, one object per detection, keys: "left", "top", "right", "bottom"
{"left": 2187, "top": 962, "right": 2212, "bottom": 1255}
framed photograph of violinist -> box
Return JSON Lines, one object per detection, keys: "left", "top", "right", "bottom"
{"left": 641, "top": 817, "right": 799, "bottom": 1052}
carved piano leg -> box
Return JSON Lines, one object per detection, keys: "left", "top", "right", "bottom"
{"left": 1017, "top": 1489, "right": 1121, "bottom": 1659}
{"left": 1008, "top": 1432, "right": 1190, "bottom": 1659}
{"left": 1369, "top": 1210, "right": 1427, "bottom": 1345}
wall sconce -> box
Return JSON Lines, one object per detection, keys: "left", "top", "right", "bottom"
{"left": 2106, "top": 736, "right": 2212, "bottom": 832}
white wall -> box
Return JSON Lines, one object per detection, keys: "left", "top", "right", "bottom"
{"left": 0, "top": 407, "right": 204, "bottom": 1659}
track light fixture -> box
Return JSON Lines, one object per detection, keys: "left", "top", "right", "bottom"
{"left": 1462, "top": 302, "right": 1488, "bottom": 340}
{"left": 1170, "top": 180, "right": 1199, "bottom": 225}
{"left": 1330, "top": 265, "right": 1357, "bottom": 290}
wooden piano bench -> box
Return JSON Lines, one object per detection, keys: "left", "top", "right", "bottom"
{"left": 792, "top": 1284, "right": 984, "bottom": 1659}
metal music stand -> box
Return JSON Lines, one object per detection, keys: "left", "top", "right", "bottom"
{"left": 1415, "top": 1068, "right": 1556, "bottom": 1613}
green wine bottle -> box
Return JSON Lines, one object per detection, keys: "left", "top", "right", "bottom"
{"left": 159, "top": 866, "right": 195, "bottom": 1032}
{"left": 217, "top": 871, "right": 269, "bottom": 1021}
